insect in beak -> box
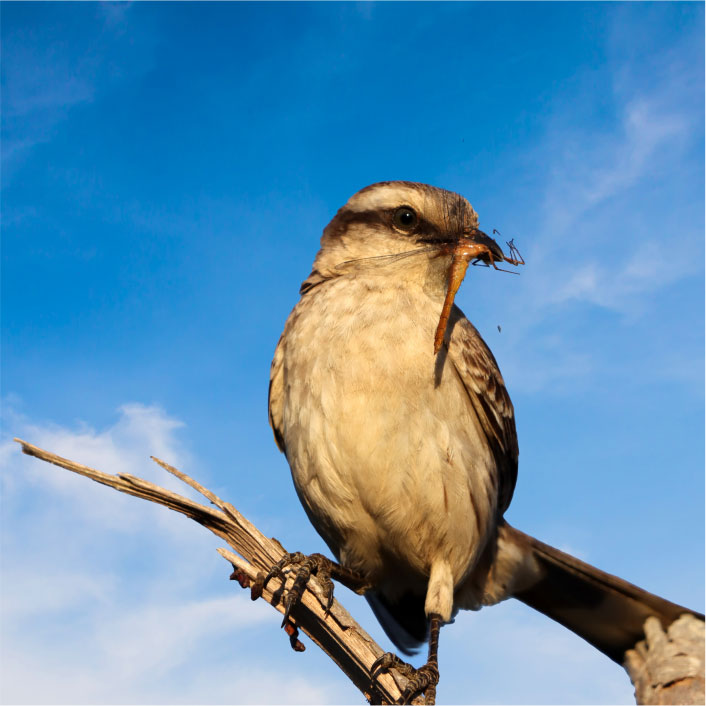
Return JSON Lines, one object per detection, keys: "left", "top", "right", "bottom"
{"left": 433, "top": 230, "right": 525, "bottom": 354}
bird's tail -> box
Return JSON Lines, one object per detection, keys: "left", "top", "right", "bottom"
{"left": 366, "top": 591, "right": 427, "bottom": 655}
{"left": 503, "top": 524, "right": 703, "bottom": 663}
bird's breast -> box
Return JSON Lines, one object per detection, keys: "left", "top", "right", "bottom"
{"left": 280, "top": 274, "right": 497, "bottom": 590}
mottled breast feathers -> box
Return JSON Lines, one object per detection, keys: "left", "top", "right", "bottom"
{"left": 268, "top": 296, "right": 519, "bottom": 518}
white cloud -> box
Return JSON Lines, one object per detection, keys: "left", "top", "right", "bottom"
{"left": 2, "top": 589, "right": 277, "bottom": 704}
{"left": 3, "top": 402, "right": 206, "bottom": 534}
{"left": 1, "top": 403, "right": 342, "bottom": 705}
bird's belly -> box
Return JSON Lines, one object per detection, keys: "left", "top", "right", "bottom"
{"left": 281, "top": 278, "right": 497, "bottom": 592}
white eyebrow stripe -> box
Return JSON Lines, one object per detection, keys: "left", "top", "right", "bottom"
{"left": 341, "top": 182, "right": 480, "bottom": 232}
{"left": 345, "top": 186, "right": 428, "bottom": 213}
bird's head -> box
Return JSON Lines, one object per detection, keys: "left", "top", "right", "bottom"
{"left": 302, "top": 181, "right": 513, "bottom": 296}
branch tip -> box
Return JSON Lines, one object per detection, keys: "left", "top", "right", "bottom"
{"left": 14, "top": 437, "right": 34, "bottom": 456}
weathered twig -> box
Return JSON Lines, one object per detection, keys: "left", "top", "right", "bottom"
{"left": 13, "top": 438, "right": 409, "bottom": 705}
{"left": 624, "top": 615, "right": 705, "bottom": 705}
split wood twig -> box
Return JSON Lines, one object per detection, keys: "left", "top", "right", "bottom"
{"left": 13, "top": 437, "right": 410, "bottom": 705}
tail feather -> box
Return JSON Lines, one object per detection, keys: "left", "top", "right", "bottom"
{"left": 507, "top": 525, "right": 704, "bottom": 663}
{"left": 366, "top": 591, "right": 427, "bottom": 656}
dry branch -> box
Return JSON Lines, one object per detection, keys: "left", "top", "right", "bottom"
{"left": 624, "top": 615, "right": 705, "bottom": 705}
{"left": 14, "top": 438, "right": 704, "bottom": 705}
{"left": 14, "top": 437, "right": 409, "bottom": 705}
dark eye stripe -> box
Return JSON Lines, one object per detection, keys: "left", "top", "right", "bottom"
{"left": 325, "top": 207, "right": 450, "bottom": 242}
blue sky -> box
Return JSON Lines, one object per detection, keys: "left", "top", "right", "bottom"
{"left": 1, "top": 2, "right": 703, "bottom": 704}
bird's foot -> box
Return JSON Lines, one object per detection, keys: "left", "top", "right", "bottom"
{"left": 250, "top": 552, "right": 335, "bottom": 623}
{"left": 251, "top": 551, "right": 370, "bottom": 648}
{"left": 371, "top": 652, "right": 440, "bottom": 705}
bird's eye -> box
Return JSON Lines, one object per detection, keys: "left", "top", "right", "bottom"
{"left": 392, "top": 206, "right": 418, "bottom": 231}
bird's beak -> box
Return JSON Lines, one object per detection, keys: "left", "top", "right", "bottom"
{"left": 433, "top": 231, "right": 525, "bottom": 354}
{"left": 458, "top": 229, "right": 525, "bottom": 267}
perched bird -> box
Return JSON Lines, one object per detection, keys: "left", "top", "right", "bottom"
{"left": 267, "top": 181, "right": 700, "bottom": 703}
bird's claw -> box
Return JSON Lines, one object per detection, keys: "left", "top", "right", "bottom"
{"left": 371, "top": 652, "right": 416, "bottom": 679}
{"left": 251, "top": 551, "right": 336, "bottom": 625}
{"left": 371, "top": 652, "right": 439, "bottom": 705}
{"left": 400, "top": 662, "right": 439, "bottom": 705}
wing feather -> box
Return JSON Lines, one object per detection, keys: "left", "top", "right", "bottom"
{"left": 268, "top": 333, "right": 286, "bottom": 452}
{"left": 447, "top": 307, "right": 519, "bottom": 514}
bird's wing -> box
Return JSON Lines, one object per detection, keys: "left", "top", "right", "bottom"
{"left": 447, "top": 306, "right": 519, "bottom": 515}
{"left": 268, "top": 332, "right": 286, "bottom": 453}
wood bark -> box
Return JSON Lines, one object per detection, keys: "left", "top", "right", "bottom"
{"left": 13, "top": 438, "right": 704, "bottom": 705}
{"left": 624, "top": 615, "right": 705, "bottom": 705}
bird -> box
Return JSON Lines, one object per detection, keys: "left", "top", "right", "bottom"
{"left": 267, "top": 181, "right": 701, "bottom": 703}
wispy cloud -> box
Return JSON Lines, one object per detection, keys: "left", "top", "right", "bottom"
{"left": 470, "top": 28, "right": 703, "bottom": 394}
{"left": 1, "top": 4, "right": 150, "bottom": 181}
{"left": 99, "top": 1, "right": 134, "bottom": 29}
{"left": 2, "top": 402, "right": 203, "bottom": 531}
{"left": 2, "top": 36, "right": 96, "bottom": 176}
{"left": 540, "top": 95, "right": 692, "bottom": 238}
{"left": 547, "top": 235, "right": 700, "bottom": 314}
